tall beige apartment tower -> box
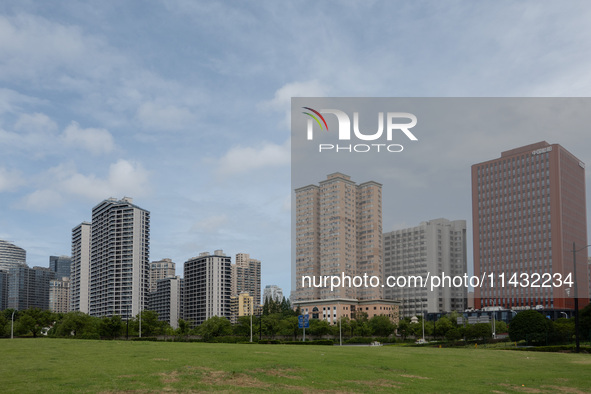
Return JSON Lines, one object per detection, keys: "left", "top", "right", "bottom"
{"left": 231, "top": 253, "right": 261, "bottom": 304}
{"left": 472, "top": 142, "right": 589, "bottom": 310}
{"left": 70, "top": 222, "right": 91, "bottom": 313}
{"left": 294, "top": 173, "right": 383, "bottom": 301}
{"left": 149, "top": 258, "right": 176, "bottom": 293}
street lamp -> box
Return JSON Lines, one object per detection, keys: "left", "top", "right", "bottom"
{"left": 571, "top": 242, "right": 589, "bottom": 353}
{"left": 560, "top": 312, "right": 569, "bottom": 319}
{"left": 11, "top": 309, "right": 17, "bottom": 339}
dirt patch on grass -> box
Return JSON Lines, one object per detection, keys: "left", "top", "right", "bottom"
{"left": 345, "top": 379, "right": 402, "bottom": 389}
{"left": 250, "top": 367, "right": 304, "bottom": 379}
{"left": 540, "top": 386, "right": 589, "bottom": 394}
{"left": 571, "top": 359, "right": 591, "bottom": 364}
{"left": 400, "top": 374, "right": 430, "bottom": 380}
{"left": 498, "top": 383, "right": 542, "bottom": 393}
{"left": 191, "top": 366, "right": 271, "bottom": 389}
{"left": 152, "top": 358, "right": 169, "bottom": 361}
{"left": 157, "top": 370, "right": 179, "bottom": 384}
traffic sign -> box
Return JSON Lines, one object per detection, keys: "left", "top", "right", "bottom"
{"left": 298, "top": 314, "right": 310, "bottom": 328}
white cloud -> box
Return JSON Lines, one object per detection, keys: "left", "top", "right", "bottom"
{"left": 136, "top": 101, "right": 196, "bottom": 131}
{"left": 14, "top": 112, "right": 58, "bottom": 133}
{"left": 61, "top": 121, "right": 115, "bottom": 155}
{"left": 0, "top": 167, "right": 24, "bottom": 192}
{"left": 17, "top": 159, "right": 151, "bottom": 212}
{"left": 18, "top": 188, "right": 63, "bottom": 212}
{"left": 217, "top": 139, "right": 290, "bottom": 176}
{"left": 60, "top": 159, "right": 150, "bottom": 200}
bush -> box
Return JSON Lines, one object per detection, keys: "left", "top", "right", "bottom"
{"left": 509, "top": 310, "right": 550, "bottom": 344}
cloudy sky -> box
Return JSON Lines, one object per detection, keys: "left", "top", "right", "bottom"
{"left": 1, "top": 1, "right": 591, "bottom": 297}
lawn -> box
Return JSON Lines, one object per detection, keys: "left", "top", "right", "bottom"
{"left": 1, "top": 339, "right": 590, "bottom": 392}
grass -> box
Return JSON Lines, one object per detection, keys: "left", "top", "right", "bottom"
{"left": 1, "top": 339, "right": 590, "bottom": 392}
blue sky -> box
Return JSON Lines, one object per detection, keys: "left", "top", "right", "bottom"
{"left": 1, "top": 1, "right": 591, "bottom": 297}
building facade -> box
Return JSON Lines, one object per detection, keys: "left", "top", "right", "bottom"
{"left": 89, "top": 197, "right": 150, "bottom": 318}
{"left": 70, "top": 222, "right": 91, "bottom": 313}
{"left": 49, "top": 255, "right": 72, "bottom": 279}
{"left": 0, "top": 270, "right": 8, "bottom": 310}
{"left": 149, "top": 258, "right": 176, "bottom": 293}
{"left": 472, "top": 141, "right": 589, "bottom": 310}
{"left": 294, "top": 173, "right": 383, "bottom": 302}
{"left": 231, "top": 253, "right": 261, "bottom": 304}
{"left": 183, "top": 250, "right": 231, "bottom": 327}
{"left": 296, "top": 298, "right": 400, "bottom": 325}
{"left": 149, "top": 276, "right": 183, "bottom": 329}
{"left": 49, "top": 277, "right": 71, "bottom": 313}
{"left": 263, "top": 284, "right": 284, "bottom": 303}
{"left": 383, "top": 218, "right": 467, "bottom": 317}
{"left": 8, "top": 265, "right": 55, "bottom": 310}
{"left": 0, "top": 239, "right": 26, "bottom": 272}
{"left": 230, "top": 292, "right": 254, "bottom": 324}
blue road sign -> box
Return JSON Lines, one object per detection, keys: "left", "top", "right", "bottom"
{"left": 298, "top": 314, "right": 310, "bottom": 328}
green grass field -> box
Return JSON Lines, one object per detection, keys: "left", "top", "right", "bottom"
{"left": 1, "top": 339, "right": 590, "bottom": 393}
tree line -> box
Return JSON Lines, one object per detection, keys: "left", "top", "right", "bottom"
{"left": 2, "top": 299, "right": 590, "bottom": 345}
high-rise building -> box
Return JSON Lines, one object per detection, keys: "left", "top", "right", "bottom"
{"left": 183, "top": 250, "right": 231, "bottom": 327}
{"left": 472, "top": 141, "right": 589, "bottom": 310}
{"left": 263, "top": 284, "right": 284, "bottom": 303}
{"left": 70, "top": 222, "right": 91, "bottom": 313}
{"left": 231, "top": 253, "right": 261, "bottom": 304}
{"left": 149, "top": 258, "right": 176, "bottom": 293}
{"left": 0, "top": 270, "right": 8, "bottom": 310}
{"left": 0, "top": 239, "right": 26, "bottom": 272}
{"left": 294, "top": 172, "right": 383, "bottom": 301}
{"left": 8, "top": 264, "right": 55, "bottom": 310}
{"left": 230, "top": 292, "right": 254, "bottom": 324}
{"left": 149, "top": 276, "right": 183, "bottom": 329}
{"left": 49, "top": 255, "right": 72, "bottom": 279}
{"left": 383, "top": 218, "right": 467, "bottom": 317}
{"left": 89, "top": 197, "right": 150, "bottom": 318}
{"left": 49, "top": 277, "right": 70, "bottom": 313}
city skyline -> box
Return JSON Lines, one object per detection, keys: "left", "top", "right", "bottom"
{"left": 3, "top": 3, "right": 591, "bottom": 298}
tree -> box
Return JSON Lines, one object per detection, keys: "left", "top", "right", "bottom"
{"left": 176, "top": 319, "right": 190, "bottom": 337}
{"left": 99, "top": 315, "right": 123, "bottom": 339}
{"left": 445, "top": 328, "right": 462, "bottom": 342}
{"left": 309, "top": 319, "right": 331, "bottom": 338}
{"left": 233, "top": 316, "right": 252, "bottom": 337}
{"left": 50, "top": 311, "right": 99, "bottom": 338}
{"left": 435, "top": 317, "right": 453, "bottom": 339}
{"left": 198, "top": 316, "right": 231, "bottom": 341}
{"left": 278, "top": 316, "right": 299, "bottom": 340}
{"left": 580, "top": 303, "right": 591, "bottom": 341}
{"left": 509, "top": 310, "right": 550, "bottom": 344}
{"left": 17, "top": 308, "right": 54, "bottom": 337}
{"left": 397, "top": 319, "right": 411, "bottom": 340}
{"left": 131, "top": 310, "right": 168, "bottom": 336}
{"left": 369, "top": 315, "right": 395, "bottom": 337}
{"left": 353, "top": 321, "right": 372, "bottom": 337}
{"left": 262, "top": 313, "right": 282, "bottom": 339}
{"left": 550, "top": 318, "right": 574, "bottom": 344}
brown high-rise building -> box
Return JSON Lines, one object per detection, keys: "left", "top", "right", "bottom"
{"left": 472, "top": 141, "right": 589, "bottom": 310}
{"left": 294, "top": 173, "right": 382, "bottom": 301}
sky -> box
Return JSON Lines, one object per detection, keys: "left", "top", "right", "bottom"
{"left": 1, "top": 1, "right": 591, "bottom": 298}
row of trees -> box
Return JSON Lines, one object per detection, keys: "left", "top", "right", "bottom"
{"left": 3, "top": 300, "right": 591, "bottom": 344}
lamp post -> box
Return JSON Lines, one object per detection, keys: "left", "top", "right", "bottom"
{"left": 560, "top": 312, "right": 568, "bottom": 319}
{"left": 571, "top": 242, "right": 590, "bottom": 353}
{"left": 11, "top": 309, "right": 17, "bottom": 339}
